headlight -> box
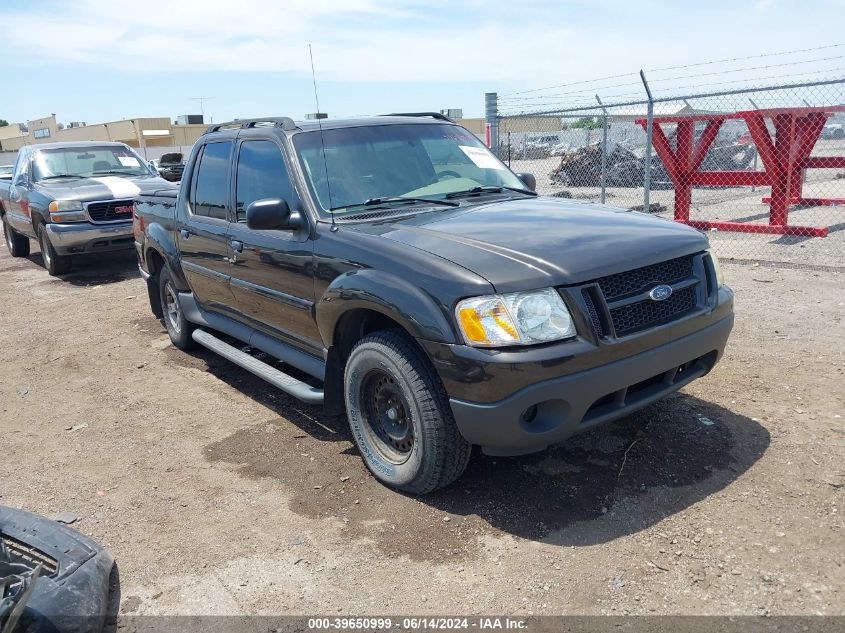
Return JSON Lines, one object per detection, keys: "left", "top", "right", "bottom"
{"left": 456, "top": 288, "right": 576, "bottom": 347}
{"left": 48, "top": 200, "right": 86, "bottom": 222}
{"left": 707, "top": 249, "right": 724, "bottom": 287}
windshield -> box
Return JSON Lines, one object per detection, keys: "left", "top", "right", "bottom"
{"left": 32, "top": 146, "right": 152, "bottom": 181}
{"left": 293, "top": 123, "right": 529, "bottom": 215}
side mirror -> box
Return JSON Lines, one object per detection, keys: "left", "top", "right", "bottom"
{"left": 245, "top": 198, "right": 302, "bottom": 231}
{"left": 517, "top": 172, "right": 536, "bottom": 192}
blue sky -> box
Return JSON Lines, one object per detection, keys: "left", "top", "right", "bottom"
{"left": 0, "top": 0, "right": 842, "bottom": 126}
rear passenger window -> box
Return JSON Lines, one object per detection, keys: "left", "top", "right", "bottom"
{"left": 235, "top": 140, "right": 295, "bottom": 223}
{"left": 191, "top": 141, "right": 232, "bottom": 220}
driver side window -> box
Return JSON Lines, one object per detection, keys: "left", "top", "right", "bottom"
{"left": 13, "top": 151, "right": 28, "bottom": 183}
{"left": 235, "top": 140, "right": 295, "bottom": 223}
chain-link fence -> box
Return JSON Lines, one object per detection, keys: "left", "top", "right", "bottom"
{"left": 494, "top": 77, "right": 845, "bottom": 269}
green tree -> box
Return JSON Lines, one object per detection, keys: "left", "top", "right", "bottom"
{"left": 0, "top": 119, "right": 9, "bottom": 127}
{"left": 568, "top": 116, "right": 602, "bottom": 130}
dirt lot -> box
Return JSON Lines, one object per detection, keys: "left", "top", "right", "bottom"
{"left": 0, "top": 244, "right": 842, "bottom": 618}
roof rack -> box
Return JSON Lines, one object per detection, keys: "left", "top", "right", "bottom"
{"left": 205, "top": 117, "right": 299, "bottom": 134}
{"left": 382, "top": 112, "right": 454, "bottom": 123}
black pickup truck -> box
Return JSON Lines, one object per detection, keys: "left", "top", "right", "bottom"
{"left": 134, "top": 114, "right": 733, "bottom": 493}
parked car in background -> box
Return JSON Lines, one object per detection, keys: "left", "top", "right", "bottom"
{"left": 0, "top": 165, "right": 14, "bottom": 180}
{"left": 156, "top": 152, "right": 185, "bottom": 182}
{"left": 134, "top": 114, "right": 733, "bottom": 494}
{"left": 0, "top": 141, "right": 175, "bottom": 275}
{"left": 735, "top": 130, "right": 753, "bottom": 145}
{"left": 821, "top": 122, "right": 845, "bottom": 139}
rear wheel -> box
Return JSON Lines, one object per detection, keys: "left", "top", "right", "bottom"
{"left": 2, "top": 214, "right": 30, "bottom": 257}
{"left": 344, "top": 329, "right": 471, "bottom": 494}
{"left": 37, "top": 226, "right": 71, "bottom": 275}
{"left": 159, "top": 267, "right": 195, "bottom": 350}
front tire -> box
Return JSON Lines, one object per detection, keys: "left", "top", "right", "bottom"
{"left": 158, "top": 267, "right": 195, "bottom": 350}
{"left": 344, "top": 329, "right": 471, "bottom": 494}
{"left": 37, "top": 226, "right": 71, "bottom": 275}
{"left": 3, "top": 214, "right": 30, "bottom": 257}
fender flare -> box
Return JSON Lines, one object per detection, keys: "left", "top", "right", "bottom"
{"left": 143, "top": 222, "right": 190, "bottom": 291}
{"left": 315, "top": 269, "right": 459, "bottom": 347}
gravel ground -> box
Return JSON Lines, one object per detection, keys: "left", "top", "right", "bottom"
{"left": 0, "top": 244, "right": 842, "bottom": 619}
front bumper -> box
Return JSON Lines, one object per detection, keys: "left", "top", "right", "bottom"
{"left": 427, "top": 289, "right": 734, "bottom": 456}
{"left": 45, "top": 221, "right": 134, "bottom": 255}
{"left": 0, "top": 506, "right": 114, "bottom": 633}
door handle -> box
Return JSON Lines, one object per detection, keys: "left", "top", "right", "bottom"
{"left": 230, "top": 240, "right": 243, "bottom": 253}
{"left": 179, "top": 229, "right": 190, "bottom": 239}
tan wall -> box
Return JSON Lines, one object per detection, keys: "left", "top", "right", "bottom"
{"left": 27, "top": 115, "right": 59, "bottom": 138}
{"left": 1, "top": 136, "right": 27, "bottom": 152}
{"left": 455, "top": 117, "right": 485, "bottom": 135}
{"left": 0, "top": 116, "right": 208, "bottom": 152}
{"left": 452, "top": 116, "right": 563, "bottom": 136}
{"left": 171, "top": 124, "right": 206, "bottom": 146}
{"left": 500, "top": 116, "right": 562, "bottom": 134}
{"left": 0, "top": 125, "right": 25, "bottom": 141}
{"left": 137, "top": 117, "right": 172, "bottom": 131}
{"left": 56, "top": 123, "right": 118, "bottom": 142}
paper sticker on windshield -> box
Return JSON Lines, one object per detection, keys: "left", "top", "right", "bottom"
{"left": 118, "top": 156, "right": 140, "bottom": 167}
{"left": 459, "top": 146, "right": 505, "bottom": 170}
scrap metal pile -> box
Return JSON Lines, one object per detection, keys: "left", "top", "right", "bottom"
{"left": 549, "top": 141, "right": 758, "bottom": 189}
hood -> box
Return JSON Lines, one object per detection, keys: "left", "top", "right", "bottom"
{"left": 33, "top": 174, "right": 175, "bottom": 202}
{"left": 159, "top": 152, "right": 183, "bottom": 165}
{"left": 367, "top": 197, "right": 709, "bottom": 292}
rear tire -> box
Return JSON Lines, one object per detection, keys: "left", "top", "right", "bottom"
{"left": 3, "top": 214, "right": 30, "bottom": 258}
{"left": 37, "top": 226, "right": 71, "bottom": 275}
{"left": 159, "top": 267, "right": 195, "bottom": 350}
{"left": 344, "top": 329, "right": 471, "bottom": 494}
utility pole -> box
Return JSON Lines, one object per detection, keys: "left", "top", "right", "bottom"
{"left": 639, "top": 70, "right": 654, "bottom": 213}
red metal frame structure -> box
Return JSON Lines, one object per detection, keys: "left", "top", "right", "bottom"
{"left": 636, "top": 106, "right": 845, "bottom": 237}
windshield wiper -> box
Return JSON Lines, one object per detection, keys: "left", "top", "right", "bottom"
{"left": 444, "top": 186, "right": 537, "bottom": 199}
{"left": 38, "top": 174, "right": 84, "bottom": 180}
{"left": 331, "top": 196, "right": 458, "bottom": 213}
{"left": 92, "top": 170, "right": 135, "bottom": 176}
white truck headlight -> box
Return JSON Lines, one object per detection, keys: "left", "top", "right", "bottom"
{"left": 456, "top": 288, "right": 576, "bottom": 347}
{"left": 48, "top": 200, "right": 86, "bottom": 222}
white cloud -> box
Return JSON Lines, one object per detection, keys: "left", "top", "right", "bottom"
{"left": 1, "top": 0, "right": 841, "bottom": 90}
{"left": 0, "top": 0, "right": 661, "bottom": 84}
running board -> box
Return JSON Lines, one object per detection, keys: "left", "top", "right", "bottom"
{"left": 191, "top": 329, "right": 324, "bottom": 405}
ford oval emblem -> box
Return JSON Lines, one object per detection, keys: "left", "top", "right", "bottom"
{"left": 649, "top": 284, "right": 673, "bottom": 301}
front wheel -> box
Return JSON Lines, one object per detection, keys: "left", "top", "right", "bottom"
{"left": 344, "top": 329, "right": 471, "bottom": 494}
{"left": 3, "top": 214, "right": 30, "bottom": 257}
{"left": 37, "top": 227, "right": 71, "bottom": 275}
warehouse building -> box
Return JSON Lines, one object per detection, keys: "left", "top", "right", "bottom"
{"left": 1, "top": 112, "right": 503, "bottom": 161}
{"left": 0, "top": 114, "right": 208, "bottom": 155}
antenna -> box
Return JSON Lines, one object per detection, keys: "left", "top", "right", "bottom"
{"left": 309, "top": 44, "right": 335, "bottom": 229}
{"left": 190, "top": 96, "right": 214, "bottom": 121}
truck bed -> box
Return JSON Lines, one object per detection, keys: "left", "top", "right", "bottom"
{"left": 135, "top": 188, "right": 179, "bottom": 231}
